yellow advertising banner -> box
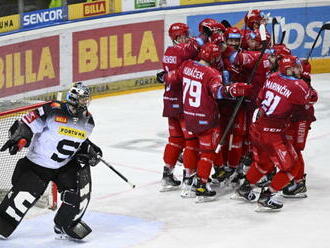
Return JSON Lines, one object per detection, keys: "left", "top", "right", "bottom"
{"left": 0, "top": 14, "right": 20, "bottom": 33}
{"left": 180, "top": 0, "right": 240, "bottom": 5}
{"left": 68, "top": 0, "right": 116, "bottom": 20}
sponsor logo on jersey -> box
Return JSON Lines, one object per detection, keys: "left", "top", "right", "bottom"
{"left": 55, "top": 116, "right": 68, "bottom": 123}
{"left": 58, "top": 126, "right": 86, "bottom": 139}
{"left": 23, "top": 111, "right": 39, "bottom": 123}
{"left": 163, "top": 56, "right": 177, "bottom": 64}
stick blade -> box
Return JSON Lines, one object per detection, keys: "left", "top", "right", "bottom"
{"left": 322, "top": 23, "right": 330, "bottom": 30}
{"left": 259, "top": 24, "right": 267, "bottom": 41}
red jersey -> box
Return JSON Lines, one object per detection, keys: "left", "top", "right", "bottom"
{"left": 162, "top": 41, "right": 199, "bottom": 118}
{"left": 234, "top": 50, "right": 271, "bottom": 101}
{"left": 256, "top": 72, "right": 312, "bottom": 128}
{"left": 166, "top": 60, "right": 223, "bottom": 134}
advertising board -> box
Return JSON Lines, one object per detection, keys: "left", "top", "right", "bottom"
{"left": 22, "top": 7, "right": 66, "bottom": 29}
{"left": 0, "top": 14, "right": 20, "bottom": 34}
{"left": 68, "top": 0, "right": 111, "bottom": 20}
{"left": 0, "top": 36, "right": 60, "bottom": 98}
{"left": 187, "top": 6, "right": 330, "bottom": 59}
{"left": 72, "top": 20, "right": 164, "bottom": 82}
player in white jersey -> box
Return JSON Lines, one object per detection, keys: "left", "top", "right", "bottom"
{"left": 0, "top": 82, "right": 102, "bottom": 241}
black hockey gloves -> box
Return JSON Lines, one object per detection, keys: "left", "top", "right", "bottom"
{"left": 0, "top": 120, "right": 33, "bottom": 155}
{"left": 76, "top": 139, "right": 103, "bottom": 167}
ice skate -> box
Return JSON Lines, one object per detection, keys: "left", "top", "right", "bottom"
{"left": 181, "top": 174, "right": 196, "bottom": 198}
{"left": 226, "top": 167, "right": 244, "bottom": 188}
{"left": 256, "top": 169, "right": 276, "bottom": 188}
{"left": 211, "top": 166, "right": 235, "bottom": 185}
{"left": 160, "top": 167, "right": 181, "bottom": 192}
{"left": 281, "top": 175, "right": 307, "bottom": 198}
{"left": 255, "top": 188, "right": 283, "bottom": 212}
{"left": 231, "top": 179, "right": 258, "bottom": 202}
{"left": 54, "top": 226, "right": 84, "bottom": 242}
{"left": 195, "top": 179, "right": 216, "bottom": 203}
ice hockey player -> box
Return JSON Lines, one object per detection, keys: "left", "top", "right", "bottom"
{"left": 0, "top": 82, "right": 102, "bottom": 240}
{"left": 165, "top": 43, "right": 251, "bottom": 202}
{"left": 235, "top": 55, "right": 318, "bottom": 211}
{"left": 282, "top": 58, "right": 318, "bottom": 198}
{"left": 211, "top": 27, "right": 248, "bottom": 186}
{"left": 158, "top": 22, "right": 200, "bottom": 193}
{"left": 242, "top": 9, "right": 270, "bottom": 50}
{"left": 198, "top": 18, "right": 226, "bottom": 44}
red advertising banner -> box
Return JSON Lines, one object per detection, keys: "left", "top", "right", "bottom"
{"left": 0, "top": 36, "right": 60, "bottom": 98}
{"left": 72, "top": 20, "right": 164, "bottom": 82}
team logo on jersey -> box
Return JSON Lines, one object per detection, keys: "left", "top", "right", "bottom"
{"left": 55, "top": 116, "right": 68, "bottom": 123}
{"left": 23, "top": 111, "right": 39, "bottom": 123}
{"left": 58, "top": 126, "right": 86, "bottom": 139}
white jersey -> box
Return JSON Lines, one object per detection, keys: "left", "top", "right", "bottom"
{"left": 22, "top": 101, "right": 95, "bottom": 169}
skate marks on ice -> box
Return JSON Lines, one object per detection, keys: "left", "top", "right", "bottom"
{"left": 110, "top": 132, "right": 167, "bottom": 154}
{"left": 0, "top": 211, "right": 163, "bottom": 248}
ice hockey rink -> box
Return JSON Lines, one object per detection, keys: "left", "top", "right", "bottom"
{"left": 1, "top": 73, "right": 330, "bottom": 248}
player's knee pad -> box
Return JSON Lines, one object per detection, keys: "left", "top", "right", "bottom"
{"left": 54, "top": 165, "right": 92, "bottom": 239}
{"left": 0, "top": 170, "right": 47, "bottom": 238}
{"left": 168, "top": 136, "right": 184, "bottom": 148}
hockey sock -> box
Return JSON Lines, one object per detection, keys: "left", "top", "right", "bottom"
{"left": 246, "top": 161, "right": 274, "bottom": 185}
{"left": 295, "top": 151, "right": 305, "bottom": 181}
{"left": 183, "top": 139, "right": 199, "bottom": 172}
{"left": 163, "top": 137, "right": 184, "bottom": 168}
{"left": 269, "top": 171, "right": 292, "bottom": 192}
{"left": 197, "top": 153, "right": 214, "bottom": 183}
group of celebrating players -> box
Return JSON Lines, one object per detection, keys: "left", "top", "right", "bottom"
{"left": 158, "top": 9, "right": 318, "bottom": 211}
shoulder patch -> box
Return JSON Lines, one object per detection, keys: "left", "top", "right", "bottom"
{"left": 51, "top": 102, "right": 61, "bottom": 108}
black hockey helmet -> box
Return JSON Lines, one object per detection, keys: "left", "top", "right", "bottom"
{"left": 66, "top": 82, "right": 91, "bottom": 114}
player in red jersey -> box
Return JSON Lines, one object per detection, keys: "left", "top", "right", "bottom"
{"left": 165, "top": 43, "right": 251, "bottom": 202}
{"left": 242, "top": 10, "right": 270, "bottom": 51}
{"left": 281, "top": 59, "right": 318, "bottom": 198}
{"left": 211, "top": 27, "right": 248, "bottom": 185}
{"left": 159, "top": 23, "right": 200, "bottom": 192}
{"left": 234, "top": 55, "right": 317, "bottom": 211}
{"left": 198, "top": 18, "right": 226, "bottom": 45}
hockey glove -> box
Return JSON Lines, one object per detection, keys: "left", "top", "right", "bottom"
{"left": 156, "top": 71, "right": 166, "bottom": 84}
{"left": 76, "top": 139, "right": 103, "bottom": 167}
{"left": 0, "top": 120, "right": 33, "bottom": 155}
{"left": 225, "top": 83, "right": 252, "bottom": 97}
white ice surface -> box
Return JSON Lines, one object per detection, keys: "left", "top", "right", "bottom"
{"left": 1, "top": 73, "right": 330, "bottom": 248}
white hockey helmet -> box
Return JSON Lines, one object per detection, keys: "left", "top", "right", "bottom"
{"left": 66, "top": 82, "right": 91, "bottom": 113}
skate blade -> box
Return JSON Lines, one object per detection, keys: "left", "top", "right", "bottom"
{"left": 0, "top": 234, "right": 7, "bottom": 240}
{"left": 230, "top": 192, "right": 258, "bottom": 202}
{"left": 195, "top": 196, "right": 216, "bottom": 203}
{"left": 55, "top": 234, "right": 84, "bottom": 242}
{"left": 159, "top": 185, "right": 180, "bottom": 192}
{"left": 255, "top": 205, "right": 282, "bottom": 212}
{"left": 281, "top": 192, "right": 307, "bottom": 199}
{"left": 181, "top": 191, "right": 196, "bottom": 198}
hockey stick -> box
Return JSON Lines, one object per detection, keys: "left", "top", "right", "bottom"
{"left": 221, "top": 20, "right": 231, "bottom": 28}
{"left": 271, "top": 17, "right": 279, "bottom": 45}
{"left": 306, "top": 23, "right": 330, "bottom": 61}
{"left": 215, "top": 24, "right": 268, "bottom": 153}
{"left": 100, "top": 158, "right": 136, "bottom": 188}
{"left": 279, "top": 17, "right": 287, "bottom": 44}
